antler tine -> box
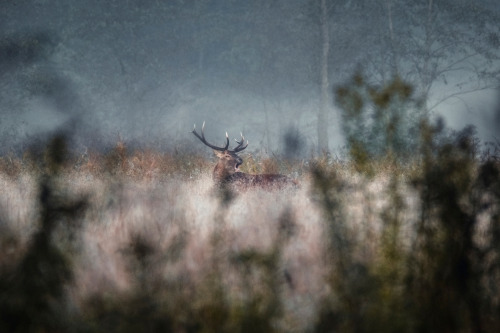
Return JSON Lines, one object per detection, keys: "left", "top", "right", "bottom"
{"left": 233, "top": 132, "right": 244, "bottom": 148}
{"left": 231, "top": 132, "right": 249, "bottom": 152}
{"left": 191, "top": 121, "right": 229, "bottom": 151}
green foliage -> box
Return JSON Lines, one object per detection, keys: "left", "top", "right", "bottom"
{"left": 0, "top": 135, "right": 87, "bottom": 333}
{"left": 406, "top": 121, "right": 500, "bottom": 332}
{"left": 312, "top": 108, "right": 500, "bottom": 332}
{"left": 336, "top": 74, "right": 425, "bottom": 166}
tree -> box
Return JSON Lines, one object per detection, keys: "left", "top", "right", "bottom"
{"left": 332, "top": 0, "right": 499, "bottom": 158}
{"left": 363, "top": 0, "right": 500, "bottom": 112}
{"left": 305, "top": 0, "right": 383, "bottom": 153}
{"left": 318, "top": 0, "right": 330, "bottom": 153}
{"left": 336, "top": 74, "right": 423, "bottom": 164}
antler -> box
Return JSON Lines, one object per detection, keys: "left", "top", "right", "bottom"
{"left": 233, "top": 133, "right": 249, "bottom": 152}
{"left": 192, "top": 122, "right": 229, "bottom": 151}
{"left": 192, "top": 122, "right": 248, "bottom": 153}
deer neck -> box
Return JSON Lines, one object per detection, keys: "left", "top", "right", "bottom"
{"left": 213, "top": 162, "right": 234, "bottom": 182}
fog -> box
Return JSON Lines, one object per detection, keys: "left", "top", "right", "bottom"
{"left": 1, "top": 0, "right": 499, "bottom": 155}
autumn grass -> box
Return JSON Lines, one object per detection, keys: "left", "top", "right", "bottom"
{"left": 0, "top": 136, "right": 499, "bottom": 332}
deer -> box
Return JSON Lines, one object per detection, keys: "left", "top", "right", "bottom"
{"left": 192, "top": 122, "right": 298, "bottom": 190}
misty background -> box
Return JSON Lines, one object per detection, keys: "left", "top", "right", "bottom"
{"left": 1, "top": 0, "right": 499, "bottom": 156}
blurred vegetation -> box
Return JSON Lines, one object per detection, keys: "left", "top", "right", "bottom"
{"left": 0, "top": 136, "right": 87, "bottom": 332}
{"left": 336, "top": 73, "right": 425, "bottom": 173}
{"left": 311, "top": 75, "right": 500, "bottom": 332}
{"left": 0, "top": 79, "right": 499, "bottom": 332}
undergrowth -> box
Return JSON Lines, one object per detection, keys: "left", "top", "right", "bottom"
{"left": 0, "top": 130, "right": 498, "bottom": 332}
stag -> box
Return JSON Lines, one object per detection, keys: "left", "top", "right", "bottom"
{"left": 192, "top": 122, "right": 297, "bottom": 190}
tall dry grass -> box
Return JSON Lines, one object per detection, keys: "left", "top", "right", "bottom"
{"left": 0, "top": 132, "right": 499, "bottom": 332}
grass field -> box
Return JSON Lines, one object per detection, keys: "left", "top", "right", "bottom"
{"left": 0, "top": 135, "right": 499, "bottom": 332}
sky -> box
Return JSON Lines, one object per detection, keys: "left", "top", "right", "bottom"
{"left": 1, "top": 0, "right": 499, "bottom": 155}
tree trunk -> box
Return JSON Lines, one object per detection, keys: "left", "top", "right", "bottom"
{"left": 318, "top": 0, "right": 330, "bottom": 153}
{"left": 421, "top": 0, "right": 434, "bottom": 108}
{"left": 385, "top": 0, "right": 399, "bottom": 75}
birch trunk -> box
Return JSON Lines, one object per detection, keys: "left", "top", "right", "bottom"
{"left": 318, "top": 0, "right": 330, "bottom": 153}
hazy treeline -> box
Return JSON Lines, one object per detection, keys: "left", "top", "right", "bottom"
{"left": 1, "top": 0, "right": 499, "bottom": 152}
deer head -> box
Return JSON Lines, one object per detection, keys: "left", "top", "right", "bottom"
{"left": 192, "top": 122, "right": 248, "bottom": 182}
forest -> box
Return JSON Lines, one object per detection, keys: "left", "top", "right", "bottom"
{"left": 1, "top": 0, "right": 500, "bottom": 332}
{"left": 1, "top": 0, "right": 499, "bottom": 152}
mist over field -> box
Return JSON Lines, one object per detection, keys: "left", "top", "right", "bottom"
{"left": 1, "top": 0, "right": 499, "bottom": 154}
{"left": 1, "top": 1, "right": 500, "bottom": 332}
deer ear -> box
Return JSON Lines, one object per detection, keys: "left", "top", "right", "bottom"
{"left": 213, "top": 150, "right": 224, "bottom": 158}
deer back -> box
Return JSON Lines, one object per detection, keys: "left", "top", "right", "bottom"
{"left": 227, "top": 172, "right": 298, "bottom": 190}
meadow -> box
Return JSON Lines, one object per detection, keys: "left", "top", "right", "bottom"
{"left": 0, "top": 131, "right": 499, "bottom": 332}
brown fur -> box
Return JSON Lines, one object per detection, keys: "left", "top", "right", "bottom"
{"left": 225, "top": 172, "right": 298, "bottom": 190}
{"left": 212, "top": 151, "right": 297, "bottom": 190}
{"left": 192, "top": 123, "right": 298, "bottom": 190}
